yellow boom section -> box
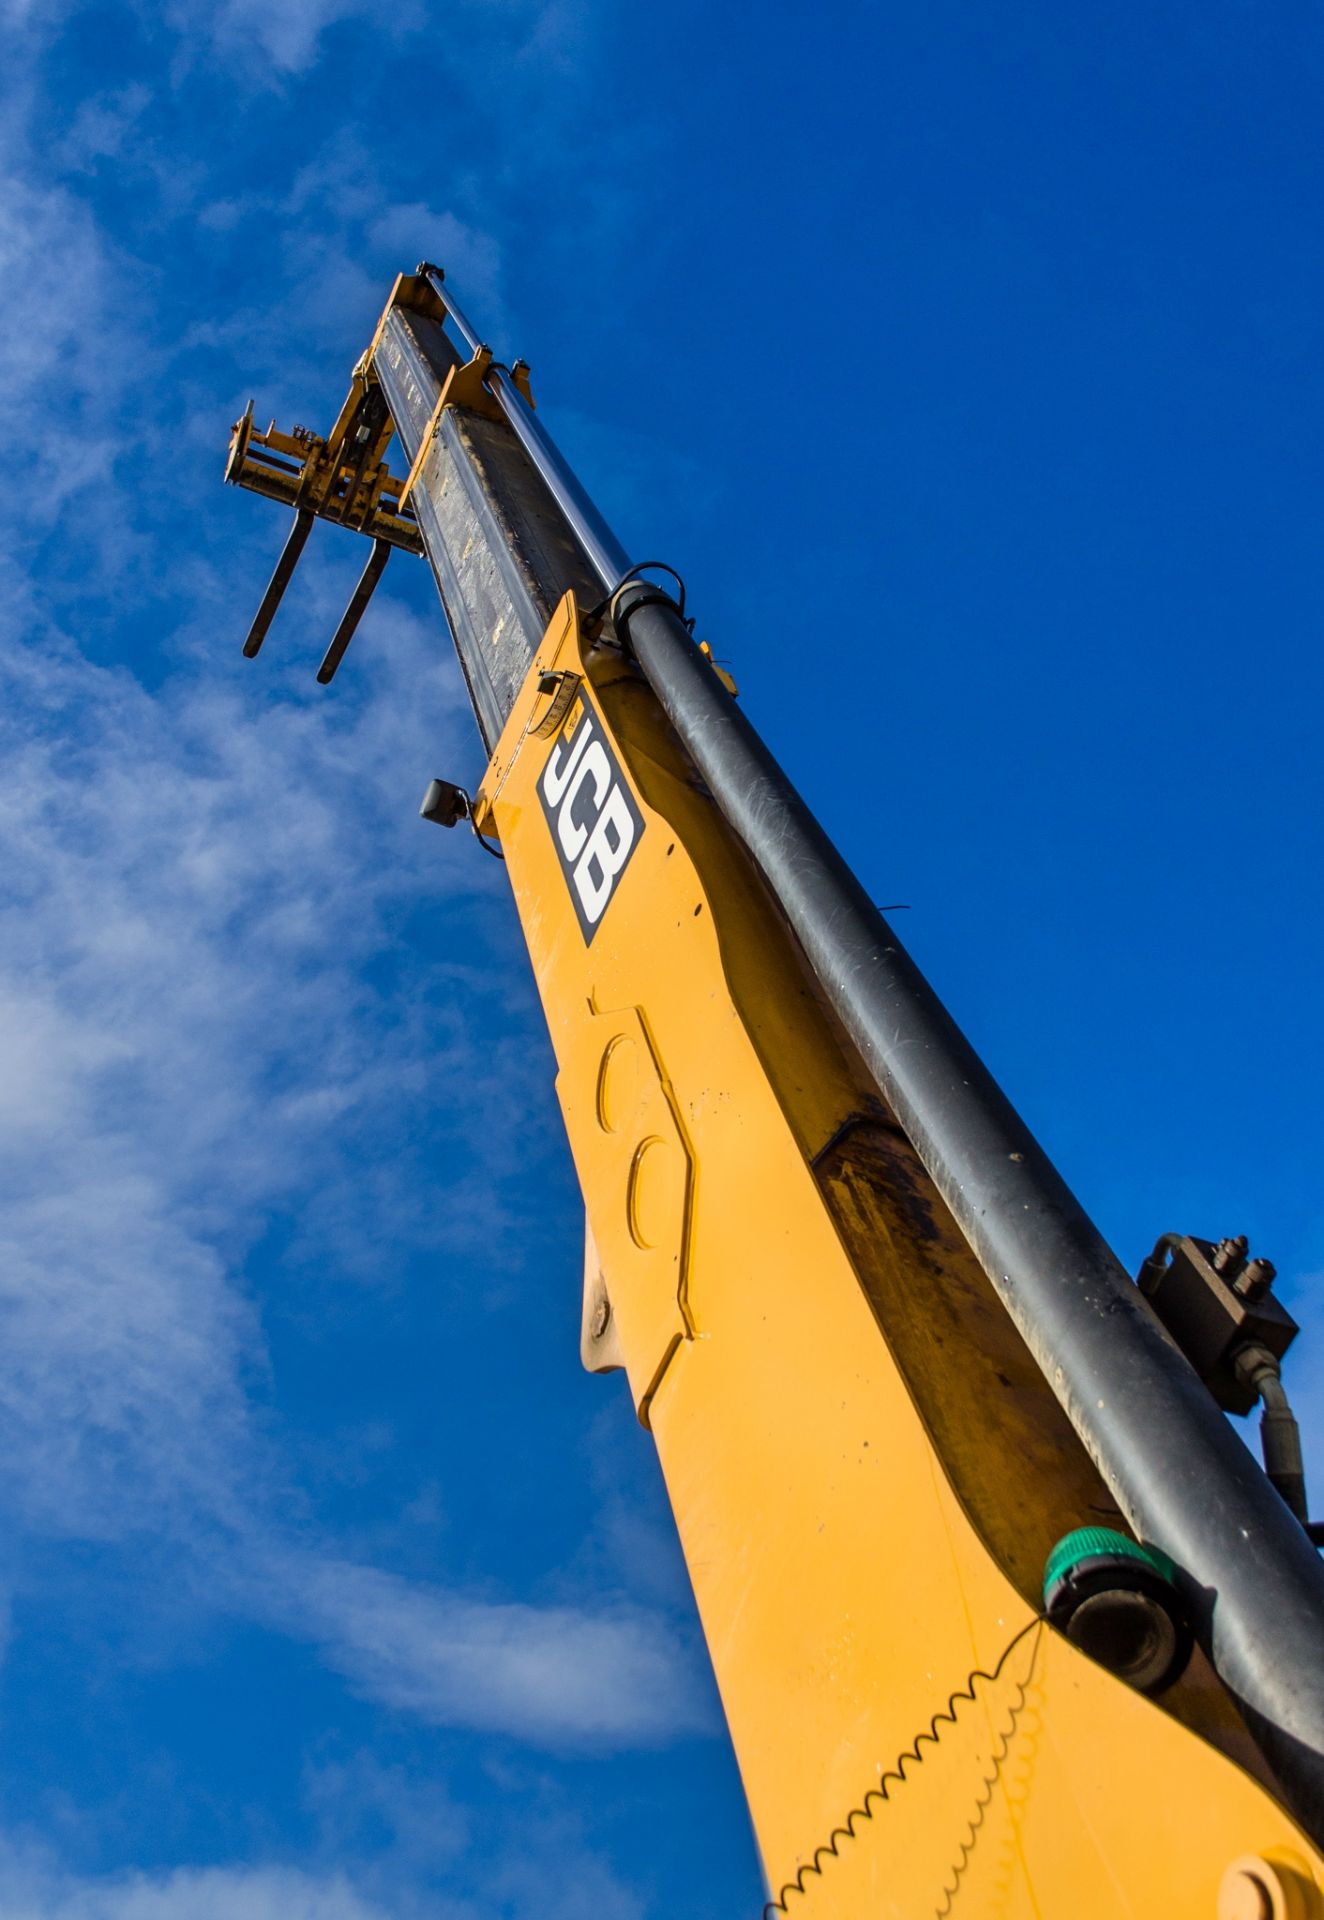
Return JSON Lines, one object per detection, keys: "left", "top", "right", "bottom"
{"left": 475, "top": 593, "right": 1324, "bottom": 1919}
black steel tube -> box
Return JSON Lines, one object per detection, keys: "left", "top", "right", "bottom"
{"left": 317, "top": 538, "right": 391, "bottom": 684}
{"left": 613, "top": 581, "right": 1324, "bottom": 1835}
{"left": 243, "top": 507, "right": 314, "bottom": 658}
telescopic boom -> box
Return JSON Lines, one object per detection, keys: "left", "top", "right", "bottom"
{"left": 226, "top": 264, "right": 1324, "bottom": 1918}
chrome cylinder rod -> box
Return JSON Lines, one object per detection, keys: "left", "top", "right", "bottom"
{"left": 420, "top": 265, "right": 630, "bottom": 592}
{"left": 486, "top": 366, "right": 630, "bottom": 591}
{"left": 422, "top": 267, "right": 483, "bottom": 358}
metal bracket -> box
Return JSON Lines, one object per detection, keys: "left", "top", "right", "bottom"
{"left": 1137, "top": 1232, "right": 1297, "bottom": 1416}
{"left": 225, "top": 395, "right": 421, "bottom": 556}
{"left": 227, "top": 379, "right": 420, "bottom": 676}
{"left": 1137, "top": 1232, "right": 1322, "bottom": 1541}
{"left": 509, "top": 359, "right": 536, "bottom": 408}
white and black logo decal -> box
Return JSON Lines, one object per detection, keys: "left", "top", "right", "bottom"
{"left": 538, "top": 692, "right": 644, "bottom": 942}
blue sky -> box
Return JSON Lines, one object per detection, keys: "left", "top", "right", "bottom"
{"left": 1, "top": 0, "right": 1322, "bottom": 1913}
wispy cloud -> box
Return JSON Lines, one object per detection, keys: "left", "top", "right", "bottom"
{"left": 0, "top": 1803, "right": 650, "bottom": 1920}
{"left": 0, "top": 0, "right": 712, "bottom": 1742}
{"left": 368, "top": 203, "right": 505, "bottom": 321}
{"left": 0, "top": 167, "right": 128, "bottom": 530}
{"left": 279, "top": 1555, "right": 712, "bottom": 1745}
{"left": 55, "top": 83, "right": 152, "bottom": 171}
{"left": 154, "top": 0, "right": 575, "bottom": 80}
{"left": 0, "top": 592, "right": 708, "bottom": 1744}
{"left": 0, "top": 11, "right": 721, "bottom": 1916}
{"left": 178, "top": 0, "right": 403, "bottom": 77}
{"left": 0, "top": 1845, "right": 398, "bottom": 1920}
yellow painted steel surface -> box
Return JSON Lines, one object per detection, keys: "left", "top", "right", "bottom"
{"left": 476, "top": 595, "right": 1324, "bottom": 1917}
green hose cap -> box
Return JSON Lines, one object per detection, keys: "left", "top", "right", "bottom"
{"left": 1042, "top": 1526, "right": 1177, "bottom": 1603}
{"left": 1043, "top": 1526, "right": 1191, "bottom": 1695}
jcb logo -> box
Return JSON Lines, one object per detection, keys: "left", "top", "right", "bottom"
{"left": 538, "top": 692, "right": 644, "bottom": 943}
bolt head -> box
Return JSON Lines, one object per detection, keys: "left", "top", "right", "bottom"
{"left": 1220, "top": 1869, "right": 1273, "bottom": 1920}
{"left": 1219, "top": 1854, "right": 1319, "bottom": 1920}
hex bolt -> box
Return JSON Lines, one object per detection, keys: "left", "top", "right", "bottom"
{"left": 1236, "top": 1257, "right": 1278, "bottom": 1302}
{"left": 1213, "top": 1234, "right": 1250, "bottom": 1280}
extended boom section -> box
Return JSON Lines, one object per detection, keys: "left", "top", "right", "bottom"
{"left": 227, "top": 266, "right": 1324, "bottom": 1917}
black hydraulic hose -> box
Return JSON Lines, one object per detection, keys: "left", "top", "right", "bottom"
{"left": 612, "top": 581, "right": 1324, "bottom": 1838}
{"left": 1238, "top": 1345, "right": 1311, "bottom": 1526}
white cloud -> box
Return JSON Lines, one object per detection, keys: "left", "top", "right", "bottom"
{"left": 159, "top": 0, "right": 412, "bottom": 77}
{"left": 0, "top": 0, "right": 48, "bottom": 32}
{"left": 0, "top": 613, "right": 450, "bottom": 1547}
{"left": 368, "top": 206, "right": 505, "bottom": 326}
{"left": 0, "top": 1807, "right": 649, "bottom": 1920}
{"left": 278, "top": 1554, "right": 713, "bottom": 1745}
{"left": 0, "top": 169, "right": 128, "bottom": 530}
{"left": 0, "top": 0, "right": 709, "bottom": 1792}
{"left": 0, "top": 570, "right": 709, "bottom": 1747}
{"left": 165, "top": 0, "right": 585, "bottom": 80}
{"left": 303, "top": 1749, "right": 470, "bottom": 1873}
{"left": 56, "top": 85, "right": 152, "bottom": 172}
{"left": 0, "top": 1847, "right": 399, "bottom": 1920}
